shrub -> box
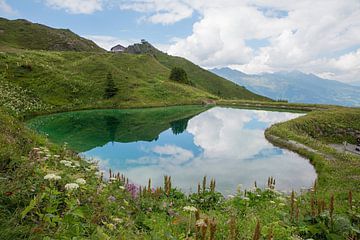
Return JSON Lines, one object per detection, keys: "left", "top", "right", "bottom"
{"left": 169, "top": 67, "right": 191, "bottom": 85}
{"left": 104, "top": 73, "right": 118, "bottom": 99}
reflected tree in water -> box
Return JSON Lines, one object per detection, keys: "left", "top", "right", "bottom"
{"left": 105, "top": 116, "right": 120, "bottom": 143}
{"left": 170, "top": 117, "right": 191, "bottom": 135}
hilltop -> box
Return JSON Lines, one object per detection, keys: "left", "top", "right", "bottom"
{"left": 0, "top": 17, "right": 104, "bottom": 52}
{"left": 125, "top": 41, "right": 268, "bottom": 100}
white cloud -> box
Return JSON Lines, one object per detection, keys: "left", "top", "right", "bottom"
{"left": 117, "top": 0, "right": 360, "bottom": 82}
{"left": 44, "top": 0, "right": 103, "bottom": 14}
{"left": 0, "top": 0, "right": 16, "bottom": 14}
{"left": 86, "top": 107, "right": 316, "bottom": 194}
{"left": 84, "top": 35, "right": 133, "bottom": 50}
{"left": 119, "top": 0, "right": 194, "bottom": 25}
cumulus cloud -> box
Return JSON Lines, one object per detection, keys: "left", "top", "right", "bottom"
{"left": 44, "top": 0, "right": 103, "bottom": 14}
{"left": 85, "top": 35, "right": 133, "bottom": 50}
{"left": 119, "top": 0, "right": 194, "bottom": 25}
{"left": 86, "top": 107, "right": 316, "bottom": 194}
{"left": 117, "top": 0, "right": 360, "bottom": 82}
{"left": 0, "top": 0, "right": 16, "bottom": 14}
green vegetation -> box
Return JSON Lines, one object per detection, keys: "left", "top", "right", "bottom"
{"left": 169, "top": 67, "right": 191, "bottom": 85}
{"left": 104, "top": 73, "right": 118, "bottom": 99}
{"left": 0, "top": 50, "right": 216, "bottom": 117}
{"left": 126, "top": 41, "right": 270, "bottom": 100}
{"left": 0, "top": 17, "right": 104, "bottom": 52}
{"left": 0, "top": 17, "right": 359, "bottom": 239}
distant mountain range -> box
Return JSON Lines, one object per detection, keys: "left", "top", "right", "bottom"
{"left": 211, "top": 68, "right": 360, "bottom": 107}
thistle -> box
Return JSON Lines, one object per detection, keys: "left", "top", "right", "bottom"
{"left": 267, "top": 225, "right": 273, "bottom": 240}
{"left": 329, "top": 194, "right": 334, "bottom": 226}
{"left": 252, "top": 219, "right": 261, "bottom": 240}
{"left": 148, "top": 178, "right": 152, "bottom": 194}
{"left": 229, "top": 215, "right": 237, "bottom": 240}
{"left": 209, "top": 218, "right": 217, "bottom": 240}
{"left": 290, "top": 190, "right": 295, "bottom": 221}
{"left": 202, "top": 176, "right": 207, "bottom": 193}
{"left": 348, "top": 190, "right": 353, "bottom": 210}
{"left": 210, "top": 178, "right": 216, "bottom": 192}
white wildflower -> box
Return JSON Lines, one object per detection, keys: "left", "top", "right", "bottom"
{"left": 242, "top": 197, "right": 250, "bottom": 201}
{"left": 65, "top": 183, "right": 79, "bottom": 191}
{"left": 270, "top": 200, "right": 276, "bottom": 204}
{"left": 183, "top": 206, "right": 197, "bottom": 212}
{"left": 44, "top": 173, "right": 61, "bottom": 181}
{"left": 119, "top": 186, "right": 125, "bottom": 190}
{"left": 75, "top": 178, "right": 86, "bottom": 185}
{"left": 60, "top": 160, "right": 72, "bottom": 166}
{"left": 112, "top": 217, "right": 123, "bottom": 224}
{"left": 195, "top": 219, "right": 207, "bottom": 227}
{"left": 227, "top": 194, "right": 235, "bottom": 199}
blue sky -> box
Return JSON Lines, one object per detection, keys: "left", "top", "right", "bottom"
{"left": 1, "top": 0, "right": 359, "bottom": 83}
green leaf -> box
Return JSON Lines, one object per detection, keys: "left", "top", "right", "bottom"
{"left": 20, "top": 193, "right": 45, "bottom": 219}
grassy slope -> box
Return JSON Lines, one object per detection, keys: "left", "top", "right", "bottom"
{"left": 0, "top": 50, "right": 217, "bottom": 116}
{"left": 126, "top": 42, "right": 270, "bottom": 100}
{"left": 266, "top": 108, "right": 360, "bottom": 209}
{"left": 0, "top": 18, "right": 104, "bottom": 52}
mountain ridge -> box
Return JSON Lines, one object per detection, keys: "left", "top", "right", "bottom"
{"left": 211, "top": 67, "right": 360, "bottom": 106}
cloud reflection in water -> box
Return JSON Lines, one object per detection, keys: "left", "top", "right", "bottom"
{"left": 84, "top": 107, "right": 316, "bottom": 194}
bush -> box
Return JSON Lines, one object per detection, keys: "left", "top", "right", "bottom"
{"left": 169, "top": 67, "right": 191, "bottom": 85}
{"left": 104, "top": 73, "right": 118, "bottom": 99}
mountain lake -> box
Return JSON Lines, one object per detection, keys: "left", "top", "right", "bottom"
{"left": 27, "top": 106, "right": 317, "bottom": 195}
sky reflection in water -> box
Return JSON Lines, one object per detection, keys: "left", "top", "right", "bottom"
{"left": 83, "top": 107, "right": 316, "bottom": 194}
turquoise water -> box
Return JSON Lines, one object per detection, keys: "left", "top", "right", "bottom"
{"left": 28, "top": 106, "right": 316, "bottom": 194}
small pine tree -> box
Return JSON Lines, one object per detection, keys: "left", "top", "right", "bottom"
{"left": 169, "top": 67, "right": 191, "bottom": 85}
{"left": 104, "top": 73, "right": 118, "bottom": 99}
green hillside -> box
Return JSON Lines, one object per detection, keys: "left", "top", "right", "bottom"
{"left": 0, "top": 18, "right": 104, "bottom": 52}
{"left": 127, "top": 41, "right": 270, "bottom": 100}
{"left": 0, "top": 50, "right": 217, "bottom": 116}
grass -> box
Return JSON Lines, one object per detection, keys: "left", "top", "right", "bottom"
{"left": 0, "top": 17, "right": 104, "bottom": 52}
{"left": 1, "top": 105, "right": 359, "bottom": 239}
{"left": 265, "top": 108, "right": 360, "bottom": 212}
{"left": 126, "top": 41, "right": 271, "bottom": 101}
{"left": 0, "top": 50, "right": 218, "bottom": 117}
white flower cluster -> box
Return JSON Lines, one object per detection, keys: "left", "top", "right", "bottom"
{"left": 44, "top": 173, "right": 61, "bottom": 181}
{"left": 75, "top": 178, "right": 86, "bottom": 185}
{"left": 0, "top": 80, "right": 52, "bottom": 115}
{"left": 65, "top": 183, "right": 79, "bottom": 191}
{"left": 183, "top": 206, "right": 197, "bottom": 212}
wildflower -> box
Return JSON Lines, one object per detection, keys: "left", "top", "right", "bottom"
{"left": 44, "top": 173, "right": 61, "bottom": 181}
{"left": 279, "top": 203, "right": 286, "bottom": 207}
{"left": 53, "top": 155, "right": 60, "bottom": 158}
{"left": 183, "top": 206, "right": 197, "bottom": 212}
{"left": 73, "top": 161, "right": 80, "bottom": 167}
{"left": 109, "top": 177, "right": 117, "bottom": 181}
{"left": 195, "top": 219, "right": 207, "bottom": 227}
{"left": 236, "top": 184, "right": 243, "bottom": 193}
{"left": 242, "top": 197, "right": 250, "bottom": 201}
{"left": 75, "top": 178, "right": 86, "bottom": 185}
{"left": 60, "top": 160, "right": 72, "bottom": 167}
{"left": 112, "top": 217, "right": 123, "bottom": 224}
{"left": 119, "top": 186, "right": 125, "bottom": 190}
{"left": 269, "top": 200, "right": 275, "bottom": 204}
{"left": 227, "top": 194, "right": 235, "bottom": 199}
{"left": 108, "top": 196, "right": 116, "bottom": 202}
{"left": 65, "top": 183, "right": 79, "bottom": 191}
